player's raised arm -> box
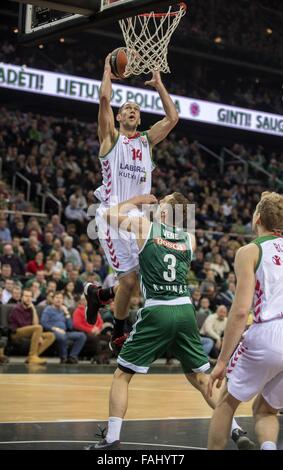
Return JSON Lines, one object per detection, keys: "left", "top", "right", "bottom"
{"left": 145, "top": 71, "right": 179, "bottom": 146}
{"left": 98, "top": 54, "right": 118, "bottom": 151}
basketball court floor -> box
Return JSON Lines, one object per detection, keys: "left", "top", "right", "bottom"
{"left": 1, "top": 362, "right": 282, "bottom": 450}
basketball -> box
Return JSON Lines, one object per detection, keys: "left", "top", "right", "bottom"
{"left": 110, "top": 47, "right": 128, "bottom": 79}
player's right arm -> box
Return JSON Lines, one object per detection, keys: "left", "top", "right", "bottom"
{"left": 104, "top": 194, "right": 157, "bottom": 248}
{"left": 207, "top": 243, "right": 258, "bottom": 396}
{"left": 98, "top": 54, "right": 118, "bottom": 154}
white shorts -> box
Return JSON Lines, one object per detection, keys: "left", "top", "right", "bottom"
{"left": 227, "top": 319, "right": 283, "bottom": 409}
{"left": 95, "top": 208, "right": 139, "bottom": 276}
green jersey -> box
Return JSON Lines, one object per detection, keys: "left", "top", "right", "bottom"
{"left": 139, "top": 222, "right": 192, "bottom": 302}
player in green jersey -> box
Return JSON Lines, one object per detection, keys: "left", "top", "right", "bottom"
{"left": 85, "top": 193, "right": 255, "bottom": 450}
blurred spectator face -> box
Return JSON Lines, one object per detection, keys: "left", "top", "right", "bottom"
{"left": 53, "top": 292, "right": 64, "bottom": 308}
{"left": 192, "top": 289, "right": 201, "bottom": 301}
{"left": 22, "top": 290, "right": 33, "bottom": 307}
{"left": 16, "top": 221, "right": 25, "bottom": 231}
{"left": 11, "top": 286, "right": 22, "bottom": 302}
{"left": 35, "top": 252, "right": 44, "bottom": 264}
{"left": 65, "top": 262, "right": 74, "bottom": 273}
{"left": 12, "top": 237, "right": 22, "bottom": 249}
{"left": 67, "top": 224, "right": 76, "bottom": 236}
{"left": 3, "top": 244, "right": 13, "bottom": 256}
{"left": 31, "top": 281, "right": 41, "bottom": 294}
{"left": 46, "top": 292, "right": 55, "bottom": 305}
{"left": 36, "top": 270, "right": 45, "bottom": 283}
{"left": 203, "top": 261, "right": 211, "bottom": 271}
{"left": 196, "top": 251, "right": 204, "bottom": 261}
{"left": 1, "top": 264, "right": 12, "bottom": 278}
{"left": 45, "top": 223, "right": 53, "bottom": 232}
{"left": 200, "top": 297, "right": 210, "bottom": 309}
{"left": 214, "top": 254, "right": 222, "bottom": 264}
{"left": 51, "top": 215, "right": 60, "bottom": 225}
{"left": 216, "top": 305, "right": 228, "bottom": 320}
{"left": 227, "top": 272, "right": 236, "bottom": 283}
{"left": 47, "top": 280, "right": 57, "bottom": 293}
{"left": 64, "top": 237, "right": 73, "bottom": 249}
{"left": 93, "top": 254, "right": 102, "bottom": 270}
{"left": 45, "top": 259, "right": 54, "bottom": 271}
{"left": 17, "top": 192, "right": 25, "bottom": 202}
{"left": 228, "top": 282, "right": 236, "bottom": 293}
{"left": 69, "top": 269, "right": 79, "bottom": 282}
{"left": 65, "top": 281, "right": 75, "bottom": 293}
{"left": 70, "top": 196, "right": 78, "bottom": 208}
{"left": 86, "top": 273, "right": 100, "bottom": 283}
{"left": 85, "top": 261, "right": 94, "bottom": 273}
{"left": 53, "top": 237, "right": 62, "bottom": 248}
{"left": 52, "top": 270, "right": 62, "bottom": 282}
{"left": 206, "top": 270, "right": 216, "bottom": 281}
{"left": 206, "top": 286, "right": 216, "bottom": 298}
{"left": 0, "top": 218, "right": 7, "bottom": 229}
{"left": 84, "top": 243, "right": 94, "bottom": 255}
{"left": 5, "top": 279, "right": 14, "bottom": 292}
{"left": 44, "top": 232, "right": 54, "bottom": 244}
{"left": 29, "top": 219, "right": 40, "bottom": 231}
{"left": 226, "top": 249, "right": 234, "bottom": 258}
{"left": 28, "top": 235, "right": 39, "bottom": 248}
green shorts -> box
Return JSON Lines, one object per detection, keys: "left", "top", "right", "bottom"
{"left": 118, "top": 303, "right": 210, "bottom": 374}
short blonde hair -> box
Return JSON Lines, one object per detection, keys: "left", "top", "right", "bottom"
{"left": 257, "top": 191, "right": 283, "bottom": 232}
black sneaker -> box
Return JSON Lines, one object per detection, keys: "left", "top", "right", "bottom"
{"left": 84, "top": 282, "right": 102, "bottom": 324}
{"left": 85, "top": 439, "right": 120, "bottom": 450}
{"left": 231, "top": 428, "right": 257, "bottom": 450}
{"left": 84, "top": 425, "right": 120, "bottom": 450}
{"left": 109, "top": 333, "right": 129, "bottom": 355}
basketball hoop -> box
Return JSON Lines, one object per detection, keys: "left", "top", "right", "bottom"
{"left": 119, "top": 2, "right": 187, "bottom": 77}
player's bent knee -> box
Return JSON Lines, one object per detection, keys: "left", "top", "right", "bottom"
{"left": 186, "top": 372, "right": 208, "bottom": 391}
{"left": 115, "top": 365, "right": 135, "bottom": 380}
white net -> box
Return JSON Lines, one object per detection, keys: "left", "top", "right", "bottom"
{"left": 119, "top": 3, "right": 186, "bottom": 77}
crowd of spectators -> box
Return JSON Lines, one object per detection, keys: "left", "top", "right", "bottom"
{"left": 0, "top": 105, "right": 282, "bottom": 364}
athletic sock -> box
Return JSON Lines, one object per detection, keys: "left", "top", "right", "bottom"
{"left": 230, "top": 418, "right": 241, "bottom": 435}
{"left": 98, "top": 287, "right": 115, "bottom": 303}
{"left": 106, "top": 417, "right": 123, "bottom": 443}
{"left": 260, "top": 441, "right": 277, "bottom": 450}
{"left": 113, "top": 318, "right": 126, "bottom": 337}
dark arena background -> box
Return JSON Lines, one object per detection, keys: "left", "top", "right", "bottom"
{"left": 0, "top": 0, "right": 282, "bottom": 454}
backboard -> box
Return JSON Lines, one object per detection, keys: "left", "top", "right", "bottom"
{"left": 16, "top": 0, "right": 176, "bottom": 44}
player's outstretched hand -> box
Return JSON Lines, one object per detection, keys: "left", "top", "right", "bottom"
{"left": 145, "top": 71, "right": 163, "bottom": 89}
{"left": 104, "top": 53, "right": 122, "bottom": 80}
{"left": 207, "top": 360, "right": 226, "bottom": 398}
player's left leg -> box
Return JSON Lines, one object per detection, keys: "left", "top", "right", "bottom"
{"left": 173, "top": 305, "right": 255, "bottom": 449}
{"left": 85, "top": 367, "right": 134, "bottom": 450}
{"left": 253, "top": 394, "right": 279, "bottom": 450}
{"left": 207, "top": 384, "right": 241, "bottom": 449}
{"left": 186, "top": 372, "right": 255, "bottom": 449}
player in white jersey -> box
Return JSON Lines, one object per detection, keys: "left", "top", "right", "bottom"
{"left": 85, "top": 54, "right": 179, "bottom": 347}
{"left": 207, "top": 191, "right": 283, "bottom": 450}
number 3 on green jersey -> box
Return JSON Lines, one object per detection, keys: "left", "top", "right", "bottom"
{"left": 163, "top": 254, "right": 177, "bottom": 282}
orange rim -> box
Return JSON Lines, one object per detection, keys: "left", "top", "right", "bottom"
{"left": 138, "top": 2, "right": 187, "bottom": 18}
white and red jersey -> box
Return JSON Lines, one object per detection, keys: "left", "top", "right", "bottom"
{"left": 94, "top": 131, "right": 154, "bottom": 206}
{"left": 252, "top": 235, "right": 283, "bottom": 323}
